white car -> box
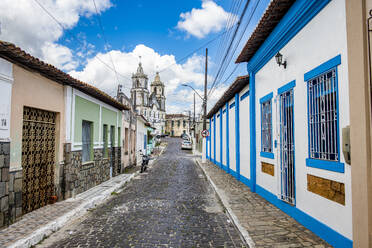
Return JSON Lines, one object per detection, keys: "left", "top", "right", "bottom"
{"left": 181, "top": 140, "right": 192, "bottom": 150}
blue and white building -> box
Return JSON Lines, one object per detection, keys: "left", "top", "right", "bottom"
{"left": 206, "top": 0, "right": 352, "bottom": 247}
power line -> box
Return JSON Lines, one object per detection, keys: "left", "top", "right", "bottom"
{"left": 208, "top": 0, "right": 261, "bottom": 98}
{"left": 92, "top": 0, "right": 119, "bottom": 87}
{"left": 208, "top": 0, "right": 251, "bottom": 96}
{"left": 156, "top": 22, "right": 238, "bottom": 76}
{"left": 32, "top": 0, "right": 132, "bottom": 89}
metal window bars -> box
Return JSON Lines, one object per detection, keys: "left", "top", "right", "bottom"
{"left": 261, "top": 100, "right": 272, "bottom": 152}
{"left": 279, "top": 90, "right": 295, "bottom": 205}
{"left": 308, "top": 69, "right": 338, "bottom": 161}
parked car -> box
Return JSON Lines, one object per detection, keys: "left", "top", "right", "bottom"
{"left": 181, "top": 140, "right": 192, "bottom": 150}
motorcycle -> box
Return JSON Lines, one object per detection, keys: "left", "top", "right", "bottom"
{"left": 140, "top": 151, "right": 151, "bottom": 173}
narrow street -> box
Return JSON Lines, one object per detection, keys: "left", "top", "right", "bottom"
{"left": 36, "top": 138, "right": 246, "bottom": 248}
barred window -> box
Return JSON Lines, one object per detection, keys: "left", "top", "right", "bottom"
{"left": 261, "top": 100, "right": 272, "bottom": 153}
{"left": 307, "top": 68, "right": 339, "bottom": 161}
{"left": 82, "top": 120, "right": 93, "bottom": 162}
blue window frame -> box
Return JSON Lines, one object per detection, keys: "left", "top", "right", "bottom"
{"left": 260, "top": 93, "right": 273, "bottom": 158}
{"left": 305, "top": 55, "right": 344, "bottom": 173}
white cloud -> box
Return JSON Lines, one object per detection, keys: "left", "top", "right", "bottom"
{"left": 0, "top": 0, "right": 112, "bottom": 69}
{"left": 69, "top": 44, "right": 212, "bottom": 114}
{"left": 177, "top": 0, "right": 235, "bottom": 39}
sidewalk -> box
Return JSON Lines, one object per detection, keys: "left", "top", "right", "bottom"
{"left": 0, "top": 173, "right": 137, "bottom": 248}
{"left": 195, "top": 158, "right": 331, "bottom": 248}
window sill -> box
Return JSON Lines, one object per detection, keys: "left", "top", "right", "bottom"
{"left": 306, "top": 158, "right": 344, "bottom": 173}
{"left": 260, "top": 151, "right": 274, "bottom": 159}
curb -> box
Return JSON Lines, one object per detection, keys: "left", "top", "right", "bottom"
{"left": 194, "top": 158, "right": 255, "bottom": 248}
{"left": 9, "top": 173, "right": 139, "bottom": 248}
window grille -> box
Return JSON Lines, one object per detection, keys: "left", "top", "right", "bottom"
{"left": 82, "top": 120, "right": 93, "bottom": 162}
{"left": 307, "top": 68, "right": 339, "bottom": 161}
{"left": 261, "top": 100, "right": 272, "bottom": 153}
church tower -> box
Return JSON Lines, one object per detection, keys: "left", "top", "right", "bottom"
{"left": 130, "top": 62, "right": 149, "bottom": 114}
{"left": 150, "top": 72, "right": 166, "bottom": 112}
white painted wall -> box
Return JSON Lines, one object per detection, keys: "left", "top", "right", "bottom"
{"left": 228, "top": 98, "right": 236, "bottom": 172}
{"left": 0, "top": 58, "right": 13, "bottom": 141}
{"left": 216, "top": 114, "right": 220, "bottom": 164}
{"left": 239, "top": 86, "right": 250, "bottom": 180}
{"left": 222, "top": 107, "right": 227, "bottom": 166}
{"left": 211, "top": 116, "right": 215, "bottom": 160}
{"left": 254, "top": 0, "right": 351, "bottom": 239}
{"left": 136, "top": 118, "right": 147, "bottom": 165}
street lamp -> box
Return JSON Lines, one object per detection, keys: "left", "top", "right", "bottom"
{"left": 181, "top": 84, "right": 204, "bottom": 101}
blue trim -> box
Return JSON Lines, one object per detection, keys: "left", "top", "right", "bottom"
{"left": 220, "top": 108, "right": 223, "bottom": 169}
{"left": 235, "top": 93, "right": 240, "bottom": 179}
{"left": 259, "top": 92, "right": 273, "bottom": 103}
{"left": 247, "top": 0, "right": 331, "bottom": 73}
{"left": 230, "top": 169, "right": 239, "bottom": 179}
{"left": 249, "top": 71, "right": 256, "bottom": 192}
{"left": 305, "top": 56, "right": 342, "bottom": 173}
{"left": 209, "top": 126, "right": 211, "bottom": 161}
{"left": 217, "top": 114, "right": 220, "bottom": 118}
{"left": 260, "top": 151, "right": 274, "bottom": 159}
{"left": 229, "top": 102, "right": 235, "bottom": 109}
{"left": 226, "top": 102, "right": 230, "bottom": 174}
{"left": 256, "top": 185, "right": 352, "bottom": 248}
{"left": 304, "top": 55, "right": 341, "bottom": 81}
{"left": 260, "top": 92, "right": 274, "bottom": 159}
{"left": 223, "top": 109, "right": 226, "bottom": 114}
{"left": 278, "top": 80, "right": 296, "bottom": 94}
{"left": 306, "top": 158, "right": 345, "bottom": 173}
{"left": 213, "top": 114, "right": 216, "bottom": 164}
{"left": 240, "top": 90, "right": 249, "bottom": 101}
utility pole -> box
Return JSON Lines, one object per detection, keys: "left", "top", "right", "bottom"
{"left": 193, "top": 93, "right": 196, "bottom": 125}
{"left": 203, "top": 48, "right": 208, "bottom": 130}
{"left": 202, "top": 48, "right": 208, "bottom": 163}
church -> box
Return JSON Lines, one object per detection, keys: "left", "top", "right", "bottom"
{"left": 130, "top": 62, "right": 166, "bottom": 135}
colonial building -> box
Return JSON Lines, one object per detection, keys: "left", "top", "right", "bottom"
{"left": 165, "top": 114, "right": 190, "bottom": 137}
{"left": 130, "top": 63, "right": 166, "bottom": 135}
{"left": 207, "top": 0, "right": 353, "bottom": 247}
{"left": 0, "top": 40, "right": 129, "bottom": 227}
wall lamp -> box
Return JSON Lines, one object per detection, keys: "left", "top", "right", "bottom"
{"left": 275, "top": 52, "right": 287, "bottom": 69}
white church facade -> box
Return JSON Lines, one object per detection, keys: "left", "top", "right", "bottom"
{"left": 130, "top": 62, "right": 166, "bottom": 135}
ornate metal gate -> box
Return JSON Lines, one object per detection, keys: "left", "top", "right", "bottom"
{"left": 279, "top": 90, "right": 295, "bottom": 205}
{"left": 22, "top": 106, "right": 56, "bottom": 213}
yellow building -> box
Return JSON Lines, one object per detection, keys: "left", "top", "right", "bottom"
{"left": 165, "top": 114, "right": 190, "bottom": 137}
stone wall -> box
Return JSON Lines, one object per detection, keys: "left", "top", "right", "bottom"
{"left": 63, "top": 143, "right": 121, "bottom": 199}
{"left": 307, "top": 174, "right": 345, "bottom": 205}
{"left": 0, "top": 141, "right": 10, "bottom": 227}
{"left": 8, "top": 170, "right": 22, "bottom": 225}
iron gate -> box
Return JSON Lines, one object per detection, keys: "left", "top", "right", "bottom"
{"left": 22, "top": 106, "right": 56, "bottom": 213}
{"left": 279, "top": 90, "right": 295, "bottom": 205}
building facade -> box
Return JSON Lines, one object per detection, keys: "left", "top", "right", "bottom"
{"left": 207, "top": 0, "right": 353, "bottom": 247}
{"left": 0, "top": 41, "right": 128, "bottom": 227}
{"left": 130, "top": 63, "right": 166, "bottom": 135}
{"left": 117, "top": 87, "right": 137, "bottom": 170}
{"left": 165, "top": 114, "right": 190, "bottom": 137}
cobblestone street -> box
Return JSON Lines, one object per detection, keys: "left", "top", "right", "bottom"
{"left": 36, "top": 138, "right": 246, "bottom": 248}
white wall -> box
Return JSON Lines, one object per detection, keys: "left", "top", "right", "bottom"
{"left": 211, "top": 116, "right": 215, "bottom": 160}
{"left": 136, "top": 119, "right": 146, "bottom": 165}
{"left": 216, "top": 113, "right": 220, "bottom": 164}
{"left": 239, "top": 86, "right": 250, "bottom": 180}
{"left": 222, "top": 107, "right": 227, "bottom": 166}
{"left": 228, "top": 98, "right": 236, "bottom": 172}
{"left": 0, "top": 58, "right": 13, "bottom": 141}
{"left": 254, "top": 0, "right": 351, "bottom": 239}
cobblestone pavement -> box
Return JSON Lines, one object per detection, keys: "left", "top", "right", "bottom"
{"left": 37, "top": 138, "right": 246, "bottom": 248}
{"left": 196, "top": 159, "right": 332, "bottom": 248}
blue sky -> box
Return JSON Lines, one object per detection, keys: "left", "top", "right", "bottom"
{"left": 1, "top": 0, "right": 269, "bottom": 114}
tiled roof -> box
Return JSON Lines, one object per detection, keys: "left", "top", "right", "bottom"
{"left": 0, "top": 40, "right": 130, "bottom": 111}
{"left": 165, "top": 114, "right": 188, "bottom": 119}
{"left": 206, "top": 75, "right": 249, "bottom": 119}
{"left": 236, "top": 0, "right": 295, "bottom": 63}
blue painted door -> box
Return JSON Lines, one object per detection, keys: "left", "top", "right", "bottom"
{"left": 279, "top": 89, "right": 295, "bottom": 205}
